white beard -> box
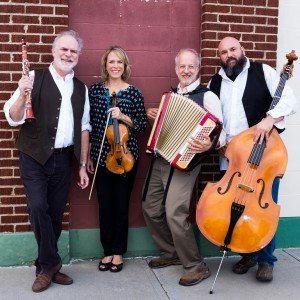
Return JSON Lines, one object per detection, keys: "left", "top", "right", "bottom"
{"left": 54, "top": 57, "right": 77, "bottom": 73}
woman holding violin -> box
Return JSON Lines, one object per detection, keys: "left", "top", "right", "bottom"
{"left": 88, "top": 46, "right": 147, "bottom": 272}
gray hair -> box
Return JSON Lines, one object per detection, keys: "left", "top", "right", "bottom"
{"left": 175, "top": 48, "right": 201, "bottom": 67}
{"left": 52, "top": 30, "right": 83, "bottom": 54}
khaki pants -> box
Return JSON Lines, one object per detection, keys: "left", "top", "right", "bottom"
{"left": 142, "top": 157, "right": 203, "bottom": 272}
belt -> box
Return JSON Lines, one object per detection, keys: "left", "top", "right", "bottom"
{"left": 53, "top": 146, "right": 74, "bottom": 154}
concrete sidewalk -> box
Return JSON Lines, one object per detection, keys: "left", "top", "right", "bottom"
{"left": 0, "top": 248, "right": 299, "bottom": 300}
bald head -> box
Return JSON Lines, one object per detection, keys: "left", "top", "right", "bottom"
{"left": 217, "top": 36, "right": 246, "bottom": 77}
{"left": 218, "top": 37, "right": 242, "bottom": 55}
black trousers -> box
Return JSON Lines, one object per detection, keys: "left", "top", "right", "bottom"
{"left": 19, "top": 151, "right": 73, "bottom": 272}
{"left": 95, "top": 163, "right": 138, "bottom": 256}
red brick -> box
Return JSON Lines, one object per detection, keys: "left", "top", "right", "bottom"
{"left": 201, "top": 31, "right": 217, "bottom": 40}
{"left": 267, "top": 0, "right": 279, "bottom": 7}
{"left": 230, "top": 24, "right": 254, "bottom": 33}
{"left": 242, "top": 34, "right": 265, "bottom": 42}
{"left": 202, "top": 23, "right": 230, "bottom": 32}
{"left": 202, "top": 4, "right": 230, "bottom": 14}
{"left": 256, "top": 26, "right": 278, "bottom": 34}
{"left": 14, "top": 206, "right": 28, "bottom": 214}
{"left": 41, "top": 16, "right": 68, "bottom": 26}
{"left": 255, "top": 43, "right": 277, "bottom": 51}
{"left": 231, "top": 6, "right": 255, "bottom": 14}
{"left": 42, "top": 0, "right": 68, "bottom": 4}
{"left": 219, "top": 15, "right": 243, "bottom": 24}
{"left": 0, "top": 169, "right": 13, "bottom": 177}
{"left": 15, "top": 224, "right": 32, "bottom": 232}
{"left": 0, "top": 225, "right": 14, "bottom": 233}
{"left": 26, "top": 6, "right": 54, "bottom": 14}
{"left": 243, "top": 0, "right": 267, "bottom": 5}
{"left": 243, "top": 16, "right": 267, "bottom": 24}
{"left": 55, "top": 6, "right": 69, "bottom": 15}
{"left": 12, "top": 15, "right": 39, "bottom": 24}
{"left": 27, "top": 25, "right": 55, "bottom": 34}
{"left": 2, "top": 215, "right": 29, "bottom": 224}
{"left": 202, "top": 13, "right": 218, "bottom": 22}
{"left": 268, "top": 17, "right": 278, "bottom": 26}
{"left": 266, "top": 35, "right": 277, "bottom": 43}
{"left": 0, "top": 207, "right": 13, "bottom": 214}
{"left": 0, "top": 4, "right": 24, "bottom": 14}
{"left": 256, "top": 7, "right": 278, "bottom": 16}
{"left": 14, "top": 187, "right": 26, "bottom": 196}
{"left": 1, "top": 197, "right": 26, "bottom": 205}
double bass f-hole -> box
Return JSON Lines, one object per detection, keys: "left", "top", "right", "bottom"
{"left": 105, "top": 92, "right": 135, "bottom": 174}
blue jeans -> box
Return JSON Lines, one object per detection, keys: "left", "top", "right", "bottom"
{"left": 241, "top": 178, "right": 280, "bottom": 267}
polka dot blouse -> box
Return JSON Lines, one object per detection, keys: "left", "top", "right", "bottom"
{"left": 89, "top": 81, "right": 147, "bottom": 167}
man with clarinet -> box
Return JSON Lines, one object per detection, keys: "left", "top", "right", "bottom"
{"left": 4, "top": 30, "right": 91, "bottom": 293}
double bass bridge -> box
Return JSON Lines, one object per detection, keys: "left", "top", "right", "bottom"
{"left": 237, "top": 183, "right": 254, "bottom": 193}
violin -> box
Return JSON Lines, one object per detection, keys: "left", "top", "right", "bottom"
{"left": 106, "top": 91, "right": 135, "bottom": 174}
{"left": 196, "top": 51, "right": 298, "bottom": 254}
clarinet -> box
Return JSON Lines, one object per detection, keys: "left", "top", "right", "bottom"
{"left": 21, "top": 37, "right": 35, "bottom": 122}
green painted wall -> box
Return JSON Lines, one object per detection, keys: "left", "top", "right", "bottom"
{"left": 1, "top": 217, "right": 299, "bottom": 266}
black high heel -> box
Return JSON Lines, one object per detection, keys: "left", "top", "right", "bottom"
{"left": 110, "top": 262, "right": 123, "bottom": 273}
{"left": 98, "top": 259, "right": 112, "bottom": 271}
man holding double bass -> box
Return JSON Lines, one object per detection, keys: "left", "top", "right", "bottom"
{"left": 209, "top": 36, "right": 298, "bottom": 282}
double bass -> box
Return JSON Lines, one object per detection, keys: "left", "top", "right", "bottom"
{"left": 196, "top": 52, "right": 297, "bottom": 257}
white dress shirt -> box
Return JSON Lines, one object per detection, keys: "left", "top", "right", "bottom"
{"left": 4, "top": 63, "right": 91, "bottom": 148}
{"left": 208, "top": 57, "right": 298, "bottom": 170}
{"left": 177, "top": 78, "right": 226, "bottom": 148}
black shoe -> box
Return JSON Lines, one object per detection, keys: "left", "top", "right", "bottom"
{"left": 98, "top": 259, "right": 112, "bottom": 271}
{"left": 110, "top": 263, "right": 123, "bottom": 273}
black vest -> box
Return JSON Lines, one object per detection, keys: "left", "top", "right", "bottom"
{"left": 210, "top": 61, "right": 273, "bottom": 128}
{"left": 16, "top": 69, "right": 86, "bottom": 165}
{"left": 171, "top": 84, "right": 209, "bottom": 106}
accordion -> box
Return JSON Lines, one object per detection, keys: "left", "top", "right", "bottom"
{"left": 146, "top": 92, "right": 222, "bottom": 171}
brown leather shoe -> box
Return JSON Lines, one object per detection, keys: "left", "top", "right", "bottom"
{"left": 148, "top": 257, "right": 181, "bottom": 269}
{"left": 256, "top": 264, "right": 273, "bottom": 282}
{"left": 179, "top": 263, "right": 210, "bottom": 286}
{"left": 32, "top": 261, "right": 62, "bottom": 292}
{"left": 32, "top": 273, "right": 52, "bottom": 293}
{"left": 52, "top": 272, "right": 73, "bottom": 285}
{"left": 232, "top": 257, "right": 257, "bottom": 274}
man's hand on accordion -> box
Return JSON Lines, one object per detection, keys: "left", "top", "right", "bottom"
{"left": 187, "top": 135, "right": 212, "bottom": 154}
{"left": 146, "top": 107, "right": 158, "bottom": 126}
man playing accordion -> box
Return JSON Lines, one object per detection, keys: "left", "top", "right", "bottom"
{"left": 142, "top": 48, "right": 226, "bottom": 286}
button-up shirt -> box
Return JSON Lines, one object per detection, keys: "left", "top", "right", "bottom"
{"left": 208, "top": 57, "right": 298, "bottom": 170}
{"left": 4, "top": 63, "right": 91, "bottom": 148}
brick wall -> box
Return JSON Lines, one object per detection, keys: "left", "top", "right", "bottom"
{"left": 0, "top": 0, "right": 280, "bottom": 233}
{"left": 198, "top": 0, "right": 279, "bottom": 192}
{"left": 0, "top": 0, "right": 69, "bottom": 233}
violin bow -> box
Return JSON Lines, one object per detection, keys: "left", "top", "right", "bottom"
{"left": 88, "top": 111, "right": 111, "bottom": 200}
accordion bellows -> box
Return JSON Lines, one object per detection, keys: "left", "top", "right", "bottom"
{"left": 147, "top": 92, "right": 220, "bottom": 171}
